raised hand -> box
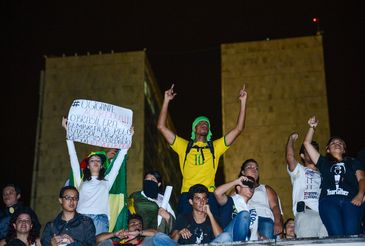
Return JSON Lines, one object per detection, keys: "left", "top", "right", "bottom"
{"left": 164, "top": 84, "right": 177, "bottom": 101}
{"left": 238, "top": 84, "right": 247, "bottom": 101}
{"left": 308, "top": 116, "right": 319, "bottom": 128}
{"left": 289, "top": 132, "right": 299, "bottom": 142}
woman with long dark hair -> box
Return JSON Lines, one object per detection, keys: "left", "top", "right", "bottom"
{"left": 62, "top": 117, "right": 133, "bottom": 235}
{"left": 303, "top": 116, "right": 365, "bottom": 236}
{"left": 5, "top": 208, "right": 39, "bottom": 246}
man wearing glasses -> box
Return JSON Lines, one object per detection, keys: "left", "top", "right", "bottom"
{"left": 41, "top": 186, "right": 96, "bottom": 245}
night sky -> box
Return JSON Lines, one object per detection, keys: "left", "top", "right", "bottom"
{"left": 2, "top": 1, "right": 364, "bottom": 206}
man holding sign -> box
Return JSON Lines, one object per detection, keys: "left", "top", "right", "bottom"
{"left": 157, "top": 84, "right": 248, "bottom": 215}
{"left": 62, "top": 99, "right": 134, "bottom": 236}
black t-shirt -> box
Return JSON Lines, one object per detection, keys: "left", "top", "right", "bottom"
{"left": 173, "top": 213, "right": 215, "bottom": 245}
{"left": 317, "top": 156, "right": 365, "bottom": 200}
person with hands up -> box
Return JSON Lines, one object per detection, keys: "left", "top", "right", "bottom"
{"left": 303, "top": 116, "right": 365, "bottom": 236}
{"left": 286, "top": 132, "right": 327, "bottom": 238}
{"left": 157, "top": 84, "right": 248, "bottom": 215}
{"left": 62, "top": 117, "right": 134, "bottom": 235}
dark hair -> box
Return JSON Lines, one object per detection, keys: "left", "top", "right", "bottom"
{"left": 83, "top": 154, "right": 106, "bottom": 181}
{"left": 326, "top": 136, "right": 347, "bottom": 162}
{"left": 144, "top": 170, "right": 163, "bottom": 192}
{"left": 5, "top": 208, "right": 37, "bottom": 244}
{"left": 2, "top": 184, "right": 22, "bottom": 196}
{"left": 144, "top": 170, "right": 162, "bottom": 183}
{"left": 128, "top": 214, "right": 144, "bottom": 229}
{"left": 240, "top": 159, "right": 260, "bottom": 183}
{"left": 299, "top": 141, "right": 319, "bottom": 163}
{"left": 283, "top": 218, "right": 296, "bottom": 238}
{"left": 284, "top": 218, "right": 294, "bottom": 229}
{"left": 188, "top": 184, "right": 209, "bottom": 200}
{"left": 240, "top": 159, "right": 258, "bottom": 173}
{"left": 59, "top": 186, "right": 79, "bottom": 198}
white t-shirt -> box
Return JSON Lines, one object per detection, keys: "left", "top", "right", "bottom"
{"left": 67, "top": 140, "right": 127, "bottom": 217}
{"left": 287, "top": 163, "right": 321, "bottom": 216}
{"left": 248, "top": 184, "right": 274, "bottom": 221}
{"left": 231, "top": 194, "right": 258, "bottom": 241}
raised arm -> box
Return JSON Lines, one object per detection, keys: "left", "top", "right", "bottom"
{"left": 106, "top": 127, "right": 134, "bottom": 188}
{"left": 266, "top": 185, "right": 283, "bottom": 236}
{"left": 157, "top": 84, "right": 177, "bottom": 145}
{"left": 303, "top": 116, "right": 320, "bottom": 164}
{"left": 214, "top": 176, "right": 247, "bottom": 206}
{"left": 225, "top": 85, "right": 247, "bottom": 146}
{"left": 62, "top": 117, "right": 81, "bottom": 188}
{"left": 286, "top": 132, "right": 299, "bottom": 172}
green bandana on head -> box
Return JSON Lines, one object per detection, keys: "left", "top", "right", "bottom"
{"left": 88, "top": 151, "right": 109, "bottom": 168}
{"left": 191, "top": 116, "right": 213, "bottom": 141}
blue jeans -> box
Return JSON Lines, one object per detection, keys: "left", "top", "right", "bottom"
{"left": 258, "top": 216, "right": 274, "bottom": 239}
{"left": 177, "top": 192, "right": 219, "bottom": 216}
{"left": 85, "top": 214, "right": 109, "bottom": 235}
{"left": 213, "top": 211, "right": 250, "bottom": 243}
{"left": 149, "top": 232, "right": 179, "bottom": 246}
{"left": 319, "top": 196, "right": 363, "bottom": 236}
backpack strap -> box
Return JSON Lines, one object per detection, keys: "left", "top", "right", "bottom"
{"left": 183, "top": 140, "right": 194, "bottom": 169}
{"left": 183, "top": 140, "right": 215, "bottom": 169}
{"left": 207, "top": 140, "right": 215, "bottom": 169}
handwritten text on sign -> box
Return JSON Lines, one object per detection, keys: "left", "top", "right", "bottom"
{"left": 67, "top": 99, "right": 133, "bottom": 149}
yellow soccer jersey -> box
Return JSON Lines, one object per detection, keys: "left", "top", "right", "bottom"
{"left": 170, "top": 135, "right": 229, "bottom": 192}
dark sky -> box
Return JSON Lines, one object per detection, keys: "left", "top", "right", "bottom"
{"left": 2, "top": 1, "right": 364, "bottom": 206}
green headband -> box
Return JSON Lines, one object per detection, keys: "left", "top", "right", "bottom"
{"left": 191, "top": 116, "right": 212, "bottom": 141}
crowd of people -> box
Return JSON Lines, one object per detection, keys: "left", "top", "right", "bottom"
{"left": 1, "top": 84, "right": 365, "bottom": 245}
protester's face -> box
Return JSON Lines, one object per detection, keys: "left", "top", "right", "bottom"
{"left": 242, "top": 162, "right": 259, "bottom": 181}
{"left": 238, "top": 185, "right": 254, "bottom": 199}
{"left": 59, "top": 189, "right": 79, "bottom": 213}
{"left": 190, "top": 192, "right": 208, "bottom": 212}
{"left": 327, "top": 138, "right": 346, "bottom": 155}
{"left": 88, "top": 155, "right": 102, "bottom": 174}
{"left": 13, "top": 213, "right": 32, "bottom": 234}
{"left": 144, "top": 174, "right": 161, "bottom": 187}
{"left": 2, "top": 186, "right": 20, "bottom": 207}
{"left": 128, "top": 218, "right": 142, "bottom": 232}
{"left": 285, "top": 220, "right": 295, "bottom": 238}
{"left": 195, "top": 121, "right": 209, "bottom": 136}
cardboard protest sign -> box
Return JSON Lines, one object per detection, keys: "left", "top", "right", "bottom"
{"left": 67, "top": 99, "right": 133, "bottom": 149}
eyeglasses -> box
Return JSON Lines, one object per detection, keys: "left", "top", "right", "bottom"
{"left": 16, "top": 219, "right": 32, "bottom": 225}
{"left": 244, "top": 165, "right": 259, "bottom": 171}
{"left": 62, "top": 196, "right": 79, "bottom": 201}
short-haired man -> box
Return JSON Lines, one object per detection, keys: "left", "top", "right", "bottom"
{"left": 97, "top": 214, "right": 159, "bottom": 245}
{"left": 286, "top": 132, "right": 327, "bottom": 238}
{"left": 157, "top": 84, "right": 247, "bottom": 214}
{"left": 0, "top": 184, "right": 41, "bottom": 241}
{"left": 41, "top": 186, "right": 96, "bottom": 245}
{"left": 170, "top": 184, "right": 222, "bottom": 244}
{"left": 213, "top": 175, "right": 257, "bottom": 242}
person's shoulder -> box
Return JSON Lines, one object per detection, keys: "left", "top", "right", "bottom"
{"left": 129, "top": 191, "right": 141, "bottom": 198}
